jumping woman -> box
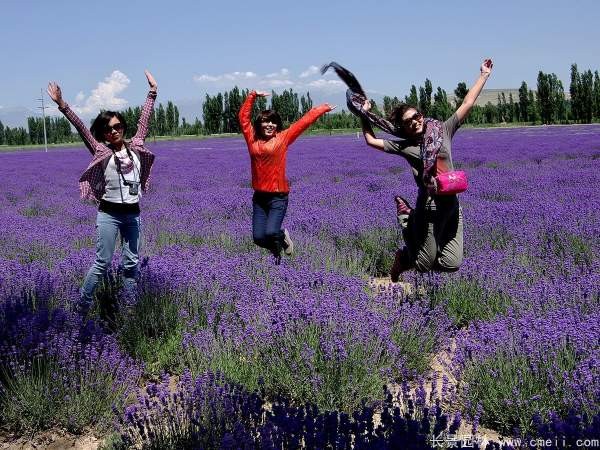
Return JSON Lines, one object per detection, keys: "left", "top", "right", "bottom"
{"left": 238, "top": 90, "right": 335, "bottom": 264}
{"left": 323, "top": 59, "right": 493, "bottom": 280}
{"left": 47, "top": 70, "right": 158, "bottom": 314}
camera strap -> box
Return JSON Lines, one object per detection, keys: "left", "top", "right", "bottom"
{"left": 111, "top": 146, "right": 140, "bottom": 187}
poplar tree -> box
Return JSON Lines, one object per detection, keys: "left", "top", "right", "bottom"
{"left": 405, "top": 85, "right": 418, "bottom": 107}
{"left": 453, "top": 82, "right": 469, "bottom": 109}
{"left": 518, "top": 81, "right": 529, "bottom": 122}
{"left": 569, "top": 64, "right": 581, "bottom": 121}
{"left": 593, "top": 71, "right": 600, "bottom": 119}
{"left": 580, "top": 70, "right": 594, "bottom": 123}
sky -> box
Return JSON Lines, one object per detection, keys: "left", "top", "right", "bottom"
{"left": 1, "top": 0, "right": 599, "bottom": 126}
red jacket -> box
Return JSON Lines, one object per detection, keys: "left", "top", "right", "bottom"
{"left": 239, "top": 91, "right": 331, "bottom": 193}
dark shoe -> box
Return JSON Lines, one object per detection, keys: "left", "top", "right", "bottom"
{"left": 390, "top": 247, "right": 412, "bottom": 282}
{"left": 394, "top": 195, "right": 412, "bottom": 216}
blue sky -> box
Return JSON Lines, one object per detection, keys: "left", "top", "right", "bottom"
{"left": 2, "top": 0, "right": 599, "bottom": 125}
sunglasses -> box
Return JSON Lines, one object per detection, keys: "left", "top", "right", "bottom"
{"left": 104, "top": 123, "right": 124, "bottom": 134}
{"left": 402, "top": 111, "right": 423, "bottom": 126}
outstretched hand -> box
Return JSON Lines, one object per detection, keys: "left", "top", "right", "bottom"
{"left": 325, "top": 103, "right": 337, "bottom": 111}
{"left": 47, "top": 82, "right": 66, "bottom": 109}
{"left": 255, "top": 91, "right": 270, "bottom": 97}
{"left": 481, "top": 58, "right": 493, "bottom": 77}
{"left": 145, "top": 70, "right": 158, "bottom": 92}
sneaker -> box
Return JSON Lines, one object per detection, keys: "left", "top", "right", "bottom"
{"left": 283, "top": 229, "right": 294, "bottom": 256}
{"left": 394, "top": 196, "right": 412, "bottom": 216}
{"left": 390, "top": 247, "right": 412, "bottom": 282}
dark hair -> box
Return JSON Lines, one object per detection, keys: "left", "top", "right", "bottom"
{"left": 90, "top": 111, "right": 128, "bottom": 142}
{"left": 388, "top": 104, "right": 418, "bottom": 129}
{"left": 253, "top": 110, "right": 283, "bottom": 138}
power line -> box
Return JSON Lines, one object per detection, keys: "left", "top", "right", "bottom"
{"left": 36, "top": 88, "right": 49, "bottom": 152}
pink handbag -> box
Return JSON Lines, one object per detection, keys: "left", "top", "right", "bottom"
{"left": 434, "top": 170, "right": 468, "bottom": 195}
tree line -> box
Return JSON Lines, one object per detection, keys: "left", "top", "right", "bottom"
{"left": 3, "top": 63, "right": 600, "bottom": 146}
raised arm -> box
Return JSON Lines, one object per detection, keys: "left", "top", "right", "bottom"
{"left": 238, "top": 90, "right": 259, "bottom": 143}
{"left": 47, "top": 82, "right": 100, "bottom": 155}
{"left": 284, "top": 103, "right": 335, "bottom": 145}
{"left": 132, "top": 70, "right": 158, "bottom": 143}
{"left": 360, "top": 100, "right": 385, "bottom": 150}
{"left": 455, "top": 59, "right": 493, "bottom": 123}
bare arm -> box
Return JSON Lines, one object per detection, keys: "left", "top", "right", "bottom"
{"left": 455, "top": 59, "right": 493, "bottom": 123}
{"left": 360, "top": 100, "right": 385, "bottom": 150}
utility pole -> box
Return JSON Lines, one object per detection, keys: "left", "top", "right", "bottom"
{"left": 37, "top": 88, "right": 49, "bottom": 152}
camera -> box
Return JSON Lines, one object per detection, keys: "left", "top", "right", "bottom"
{"left": 126, "top": 181, "right": 140, "bottom": 196}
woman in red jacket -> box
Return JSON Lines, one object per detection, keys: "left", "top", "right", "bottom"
{"left": 239, "top": 90, "right": 334, "bottom": 263}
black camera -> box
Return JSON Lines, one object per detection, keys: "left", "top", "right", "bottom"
{"left": 126, "top": 181, "right": 140, "bottom": 196}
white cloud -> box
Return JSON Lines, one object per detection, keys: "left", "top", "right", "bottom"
{"left": 299, "top": 65, "right": 319, "bottom": 78}
{"left": 194, "top": 71, "right": 257, "bottom": 84}
{"left": 73, "top": 70, "right": 130, "bottom": 115}
{"left": 306, "top": 79, "right": 346, "bottom": 93}
{"left": 192, "top": 65, "right": 345, "bottom": 94}
{"left": 266, "top": 68, "right": 290, "bottom": 79}
{"left": 259, "top": 79, "right": 295, "bottom": 88}
{"left": 194, "top": 74, "right": 222, "bottom": 82}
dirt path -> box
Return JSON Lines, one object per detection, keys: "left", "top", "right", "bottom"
{"left": 371, "top": 276, "right": 506, "bottom": 445}
{"left": 0, "top": 430, "right": 101, "bottom": 450}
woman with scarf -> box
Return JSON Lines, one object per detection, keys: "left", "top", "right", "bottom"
{"left": 239, "top": 90, "right": 335, "bottom": 264}
{"left": 322, "top": 59, "right": 493, "bottom": 279}
{"left": 47, "top": 71, "right": 158, "bottom": 314}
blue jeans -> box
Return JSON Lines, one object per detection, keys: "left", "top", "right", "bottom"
{"left": 252, "top": 192, "right": 288, "bottom": 258}
{"left": 80, "top": 211, "right": 141, "bottom": 307}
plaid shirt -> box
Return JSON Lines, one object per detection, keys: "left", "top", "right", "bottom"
{"left": 59, "top": 91, "right": 157, "bottom": 203}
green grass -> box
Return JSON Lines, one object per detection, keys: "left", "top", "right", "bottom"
{"left": 462, "top": 344, "right": 580, "bottom": 436}
{"left": 430, "top": 279, "right": 512, "bottom": 327}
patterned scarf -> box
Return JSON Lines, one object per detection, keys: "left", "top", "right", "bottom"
{"left": 321, "top": 62, "right": 444, "bottom": 192}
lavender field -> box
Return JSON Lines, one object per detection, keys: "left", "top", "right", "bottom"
{"left": 0, "top": 125, "right": 599, "bottom": 447}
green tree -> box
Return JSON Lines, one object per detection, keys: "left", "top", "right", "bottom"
{"left": 405, "top": 85, "right": 418, "bottom": 107}
{"left": 300, "top": 92, "right": 313, "bottom": 115}
{"left": 418, "top": 79, "right": 432, "bottom": 116}
{"left": 550, "top": 74, "right": 566, "bottom": 122}
{"left": 518, "top": 81, "right": 529, "bottom": 122}
{"left": 431, "top": 87, "right": 452, "bottom": 120}
{"left": 507, "top": 93, "right": 515, "bottom": 122}
{"left": 569, "top": 64, "right": 581, "bottom": 122}
{"left": 0, "top": 120, "right": 4, "bottom": 145}
{"left": 537, "top": 71, "right": 553, "bottom": 124}
{"left": 453, "top": 82, "right": 468, "bottom": 110}
{"left": 528, "top": 90, "right": 539, "bottom": 123}
{"left": 580, "top": 69, "right": 594, "bottom": 123}
{"left": 593, "top": 71, "right": 600, "bottom": 120}
{"left": 202, "top": 93, "right": 223, "bottom": 134}
{"left": 156, "top": 103, "right": 166, "bottom": 135}
{"left": 166, "top": 101, "right": 175, "bottom": 135}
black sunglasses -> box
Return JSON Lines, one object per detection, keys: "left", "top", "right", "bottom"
{"left": 402, "top": 111, "right": 423, "bottom": 126}
{"left": 104, "top": 123, "right": 124, "bottom": 134}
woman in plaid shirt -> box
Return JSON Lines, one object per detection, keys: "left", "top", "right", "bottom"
{"left": 47, "top": 71, "right": 158, "bottom": 316}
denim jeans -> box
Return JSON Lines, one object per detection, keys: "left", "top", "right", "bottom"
{"left": 80, "top": 210, "right": 141, "bottom": 307}
{"left": 252, "top": 192, "right": 289, "bottom": 257}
